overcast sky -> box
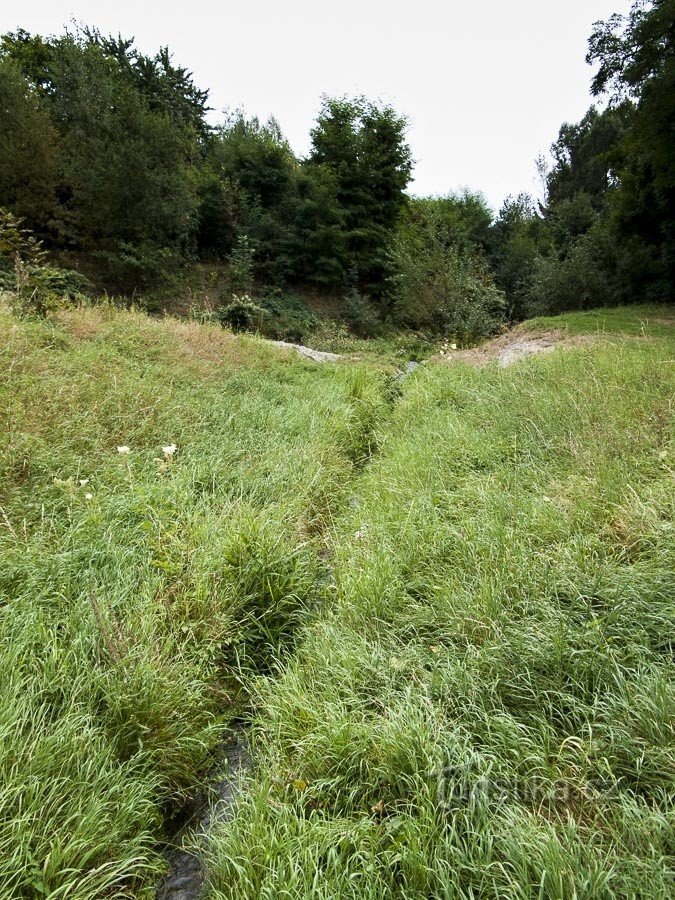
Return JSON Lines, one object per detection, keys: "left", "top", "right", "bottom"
{"left": 1, "top": 0, "right": 633, "bottom": 211}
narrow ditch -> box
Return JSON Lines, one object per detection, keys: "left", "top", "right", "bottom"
{"left": 156, "top": 723, "right": 251, "bottom": 900}
{"left": 155, "top": 361, "right": 419, "bottom": 899}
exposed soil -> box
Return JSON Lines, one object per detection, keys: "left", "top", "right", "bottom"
{"left": 438, "top": 326, "right": 592, "bottom": 368}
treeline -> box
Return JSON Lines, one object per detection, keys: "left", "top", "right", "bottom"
{"left": 0, "top": 0, "right": 672, "bottom": 336}
{"left": 0, "top": 27, "right": 411, "bottom": 298}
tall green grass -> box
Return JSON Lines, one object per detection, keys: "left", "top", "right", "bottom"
{"left": 0, "top": 302, "right": 387, "bottom": 897}
{"left": 1, "top": 300, "right": 673, "bottom": 897}
{"left": 205, "top": 313, "right": 674, "bottom": 898}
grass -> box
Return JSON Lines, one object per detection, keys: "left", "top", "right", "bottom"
{"left": 0, "top": 300, "right": 386, "bottom": 897}
{"left": 205, "top": 308, "right": 674, "bottom": 898}
{"left": 527, "top": 302, "right": 675, "bottom": 339}
{"left": 0, "top": 298, "right": 673, "bottom": 898}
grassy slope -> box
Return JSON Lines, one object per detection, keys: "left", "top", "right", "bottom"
{"left": 0, "top": 302, "right": 672, "bottom": 898}
{"left": 0, "top": 302, "right": 387, "bottom": 897}
{"left": 206, "top": 305, "right": 675, "bottom": 899}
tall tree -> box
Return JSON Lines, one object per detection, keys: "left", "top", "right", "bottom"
{"left": 309, "top": 96, "right": 412, "bottom": 295}
{"left": 587, "top": 0, "right": 675, "bottom": 299}
{"left": 1, "top": 27, "right": 206, "bottom": 288}
{"left": 0, "top": 58, "right": 58, "bottom": 226}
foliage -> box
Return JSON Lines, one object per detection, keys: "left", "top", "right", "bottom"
{"left": 0, "top": 58, "right": 57, "bottom": 227}
{"left": 343, "top": 288, "right": 381, "bottom": 338}
{"left": 546, "top": 104, "right": 633, "bottom": 210}
{"left": 309, "top": 96, "right": 413, "bottom": 295}
{"left": 226, "top": 234, "right": 255, "bottom": 295}
{"left": 92, "top": 242, "right": 181, "bottom": 294}
{"left": 218, "top": 294, "right": 269, "bottom": 332}
{"left": 256, "top": 290, "right": 318, "bottom": 342}
{"left": 527, "top": 223, "right": 618, "bottom": 314}
{"left": 1, "top": 27, "right": 202, "bottom": 288}
{"left": 401, "top": 191, "right": 494, "bottom": 256}
{"left": 390, "top": 209, "right": 505, "bottom": 338}
{"left": 0, "top": 8, "right": 671, "bottom": 319}
{"left": 0, "top": 208, "right": 91, "bottom": 315}
{"left": 587, "top": 0, "right": 675, "bottom": 300}
{"left": 488, "top": 193, "right": 550, "bottom": 319}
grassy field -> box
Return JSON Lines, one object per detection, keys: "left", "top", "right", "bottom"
{"left": 0, "top": 300, "right": 673, "bottom": 898}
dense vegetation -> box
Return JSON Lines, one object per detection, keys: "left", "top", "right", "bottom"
{"left": 0, "top": 297, "right": 672, "bottom": 897}
{"left": 0, "top": 2, "right": 673, "bottom": 897}
{"left": 1, "top": 0, "right": 673, "bottom": 340}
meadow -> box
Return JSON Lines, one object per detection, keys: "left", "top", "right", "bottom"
{"left": 0, "top": 301, "right": 673, "bottom": 898}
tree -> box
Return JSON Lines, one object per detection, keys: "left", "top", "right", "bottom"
{"left": 546, "top": 104, "right": 633, "bottom": 210}
{"left": 1, "top": 27, "right": 205, "bottom": 289}
{"left": 489, "top": 194, "right": 550, "bottom": 319}
{"left": 587, "top": 0, "right": 675, "bottom": 299}
{"left": 0, "top": 58, "right": 58, "bottom": 227}
{"left": 201, "top": 113, "right": 300, "bottom": 284}
{"left": 399, "top": 191, "right": 493, "bottom": 259}
{"left": 309, "top": 96, "right": 412, "bottom": 296}
{"left": 390, "top": 209, "right": 505, "bottom": 338}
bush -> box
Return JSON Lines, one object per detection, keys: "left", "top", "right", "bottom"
{"left": 390, "top": 228, "right": 505, "bottom": 340}
{"left": 218, "top": 294, "right": 269, "bottom": 332}
{"left": 93, "top": 242, "right": 181, "bottom": 294}
{"left": 227, "top": 234, "right": 255, "bottom": 295}
{"left": 343, "top": 288, "right": 380, "bottom": 337}
{"left": 0, "top": 208, "right": 92, "bottom": 315}
{"left": 257, "top": 290, "right": 317, "bottom": 342}
{"left": 527, "top": 225, "right": 617, "bottom": 314}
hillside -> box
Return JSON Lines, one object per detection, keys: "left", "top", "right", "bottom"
{"left": 0, "top": 302, "right": 673, "bottom": 898}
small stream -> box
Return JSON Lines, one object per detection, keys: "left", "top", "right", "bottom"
{"left": 156, "top": 360, "right": 419, "bottom": 898}
{"left": 156, "top": 724, "right": 252, "bottom": 900}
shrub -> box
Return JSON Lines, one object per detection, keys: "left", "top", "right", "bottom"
{"left": 93, "top": 242, "right": 181, "bottom": 293}
{"left": 390, "top": 228, "right": 505, "bottom": 340}
{"left": 257, "top": 290, "right": 317, "bottom": 342}
{"left": 527, "top": 225, "right": 617, "bottom": 314}
{"left": 218, "top": 294, "right": 269, "bottom": 332}
{"left": 227, "top": 234, "right": 255, "bottom": 295}
{"left": 0, "top": 208, "right": 92, "bottom": 315}
{"left": 343, "top": 288, "right": 380, "bottom": 337}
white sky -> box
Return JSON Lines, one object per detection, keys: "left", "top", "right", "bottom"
{"left": 0, "top": 0, "right": 633, "bottom": 212}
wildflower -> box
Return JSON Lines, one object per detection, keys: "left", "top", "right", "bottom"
{"left": 450, "top": 343, "right": 457, "bottom": 350}
{"left": 84, "top": 493, "right": 93, "bottom": 501}
{"left": 79, "top": 478, "right": 89, "bottom": 486}
{"left": 117, "top": 445, "right": 130, "bottom": 455}
{"left": 162, "top": 444, "right": 178, "bottom": 457}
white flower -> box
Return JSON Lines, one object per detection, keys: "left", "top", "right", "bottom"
{"left": 117, "top": 446, "right": 130, "bottom": 455}
{"left": 450, "top": 343, "right": 457, "bottom": 350}
{"left": 162, "top": 444, "right": 177, "bottom": 457}
{"left": 84, "top": 492, "right": 93, "bottom": 501}
{"left": 79, "top": 478, "right": 89, "bottom": 486}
